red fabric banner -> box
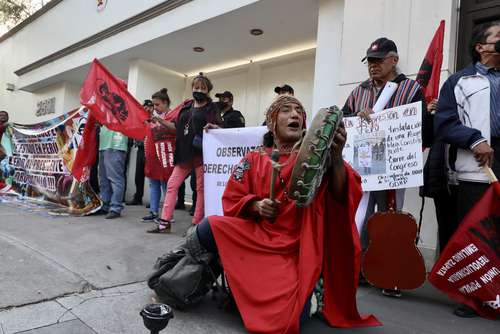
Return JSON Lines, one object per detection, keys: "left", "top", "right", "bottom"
{"left": 416, "top": 20, "right": 445, "bottom": 103}
{"left": 80, "top": 58, "right": 149, "bottom": 140}
{"left": 429, "top": 182, "right": 500, "bottom": 319}
{"left": 72, "top": 59, "right": 149, "bottom": 181}
{"left": 71, "top": 113, "right": 98, "bottom": 182}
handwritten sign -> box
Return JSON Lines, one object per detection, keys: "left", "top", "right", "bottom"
{"left": 343, "top": 102, "right": 423, "bottom": 191}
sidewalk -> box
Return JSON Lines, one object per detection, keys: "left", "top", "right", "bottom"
{"left": 0, "top": 198, "right": 498, "bottom": 333}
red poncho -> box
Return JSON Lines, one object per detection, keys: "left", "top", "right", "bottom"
{"left": 208, "top": 149, "right": 381, "bottom": 333}
{"left": 144, "top": 100, "right": 189, "bottom": 181}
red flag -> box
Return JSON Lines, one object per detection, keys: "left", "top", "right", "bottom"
{"left": 429, "top": 182, "right": 500, "bottom": 319}
{"left": 80, "top": 59, "right": 149, "bottom": 140}
{"left": 71, "top": 112, "right": 98, "bottom": 181}
{"left": 416, "top": 20, "right": 445, "bottom": 103}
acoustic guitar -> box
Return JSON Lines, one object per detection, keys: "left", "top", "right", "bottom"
{"left": 362, "top": 190, "right": 426, "bottom": 290}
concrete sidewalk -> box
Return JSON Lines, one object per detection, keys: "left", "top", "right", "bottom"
{"left": 0, "top": 198, "right": 498, "bottom": 333}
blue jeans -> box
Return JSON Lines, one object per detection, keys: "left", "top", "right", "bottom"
{"left": 149, "top": 178, "right": 166, "bottom": 215}
{"left": 98, "top": 149, "right": 126, "bottom": 213}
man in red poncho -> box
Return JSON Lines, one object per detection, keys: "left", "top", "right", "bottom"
{"left": 190, "top": 95, "right": 380, "bottom": 333}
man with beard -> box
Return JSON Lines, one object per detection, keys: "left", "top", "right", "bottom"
{"left": 171, "top": 95, "right": 380, "bottom": 332}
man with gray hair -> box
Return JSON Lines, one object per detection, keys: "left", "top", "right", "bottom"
{"left": 342, "top": 37, "right": 432, "bottom": 298}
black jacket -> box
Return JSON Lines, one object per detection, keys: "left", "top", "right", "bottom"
{"left": 222, "top": 108, "right": 245, "bottom": 128}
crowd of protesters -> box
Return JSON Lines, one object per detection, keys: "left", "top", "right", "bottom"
{"left": 0, "top": 20, "right": 498, "bottom": 322}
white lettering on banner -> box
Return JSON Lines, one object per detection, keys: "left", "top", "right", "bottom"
{"left": 343, "top": 102, "right": 423, "bottom": 191}
{"left": 203, "top": 127, "right": 267, "bottom": 216}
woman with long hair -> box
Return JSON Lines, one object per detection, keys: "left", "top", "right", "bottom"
{"left": 148, "top": 73, "right": 221, "bottom": 233}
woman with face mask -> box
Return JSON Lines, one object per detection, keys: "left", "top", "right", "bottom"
{"left": 148, "top": 73, "right": 221, "bottom": 233}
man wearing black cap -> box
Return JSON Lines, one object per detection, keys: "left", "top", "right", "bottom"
{"left": 215, "top": 91, "right": 245, "bottom": 128}
{"left": 342, "top": 37, "right": 432, "bottom": 298}
{"left": 274, "top": 84, "right": 294, "bottom": 96}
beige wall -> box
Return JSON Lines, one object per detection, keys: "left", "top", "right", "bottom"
{"left": 183, "top": 50, "right": 316, "bottom": 127}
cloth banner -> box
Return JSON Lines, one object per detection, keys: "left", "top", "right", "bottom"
{"left": 74, "top": 58, "right": 149, "bottom": 181}
{"left": 416, "top": 20, "right": 445, "bottom": 103}
{"left": 0, "top": 108, "right": 101, "bottom": 215}
{"left": 429, "top": 182, "right": 500, "bottom": 319}
{"left": 343, "top": 102, "right": 423, "bottom": 192}
{"left": 203, "top": 126, "right": 267, "bottom": 216}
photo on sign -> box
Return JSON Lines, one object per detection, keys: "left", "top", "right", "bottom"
{"left": 353, "top": 132, "right": 386, "bottom": 176}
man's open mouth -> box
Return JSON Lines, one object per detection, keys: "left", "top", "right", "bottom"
{"left": 288, "top": 122, "right": 300, "bottom": 129}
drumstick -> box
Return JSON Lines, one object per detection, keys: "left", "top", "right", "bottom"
{"left": 269, "top": 149, "right": 280, "bottom": 200}
{"left": 483, "top": 165, "right": 498, "bottom": 183}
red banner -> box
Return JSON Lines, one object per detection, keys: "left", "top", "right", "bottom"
{"left": 80, "top": 58, "right": 149, "bottom": 140}
{"left": 71, "top": 113, "right": 98, "bottom": 182}
{"left": 429, "top": 182, "right": 500, "bottom": 319}
{"left": 416, "top": 20, "right": 445, "bottom": 103}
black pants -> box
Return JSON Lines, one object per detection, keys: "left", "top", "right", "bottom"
{"left": 433, "top": 185, "right": 459, "bottom": 251}
{"left": 196, "top": 217, "right": 218, "bottom": 253}
{"left": 132, "top": 145, "right": 145, "bottom": 202}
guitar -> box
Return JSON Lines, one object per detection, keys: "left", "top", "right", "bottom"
{"left": 362, "top": 189, "right": 426, "bottom": 290}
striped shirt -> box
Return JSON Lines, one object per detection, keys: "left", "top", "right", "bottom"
{"left": 342, "top": 74, "right": 424, "bottom": 115}
{"left": 475, "top": 62, "right": 500, "bottom": 137}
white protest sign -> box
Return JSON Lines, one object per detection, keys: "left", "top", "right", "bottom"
{"left": 343, "top": 102, "right": 423, "bottom": 191}
{"left": 203, "top": 126, "right": 267, "bottom": 216}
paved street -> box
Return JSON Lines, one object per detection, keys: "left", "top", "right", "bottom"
{"left": 0, "top": 196, "right": 498, "bottom": 334}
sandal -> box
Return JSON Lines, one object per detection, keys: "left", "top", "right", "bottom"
{"left": 147, "top": 221, "right": 171, "bottom": 234}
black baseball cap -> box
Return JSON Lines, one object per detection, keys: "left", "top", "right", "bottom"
{"left": 274, "top": 84, "right": 294, "bottom": 95}
{"left": 143, "top": 99, "right": 153, "bottom": 107}
{"left": 361, "top": 37, "right": 398, "bottom": 62}
{"left": 215, "top": 91, "right": 233, "bottom": 99}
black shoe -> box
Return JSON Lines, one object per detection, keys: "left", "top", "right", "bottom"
{"left": 153, "top": 217, "right": 175, "bottom": 225}
{"left": 145, "top": 204, "right": 150, "bottom": 209}
{"left": 189, "top": 208, "right": 195, "bottom": 216}
{"left": 105, "top": 211, "right": 121, "bottom": 219}
{"left": 126, "top": 199, "right": 142, "bottom": 205}
{"left": 142, "top": 212, "right": 158, "bottom": 222}
{"left": 175, "top": 202, "right": 186, "bottom": 210}
{"left": 382, "top": 289, "right": 402, "bottom": 298}
{"left": 454, "top": 304, "right": 477, "bottom": 318}
{"left": 91, "top": 209, "right": 108, "bottom": 216}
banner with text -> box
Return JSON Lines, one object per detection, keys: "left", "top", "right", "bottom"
{"left": 342, "top": 102, "right": 423, "bottom": 191}
{"left": 203, "top": 126, "right": 267, "bottom": 216}
{"left": 1, "top": 108, "right": 102, "bottom": 215}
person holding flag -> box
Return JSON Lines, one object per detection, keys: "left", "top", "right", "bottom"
{"left": 72, "top": 59, "right": 150, "bottom": 215}
{"left": 434, "top": 20, "right": 500, "bottom": 318}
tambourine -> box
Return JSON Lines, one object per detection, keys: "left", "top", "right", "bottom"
{"left": 289, "top": 106, "right": 342, "bottom": 208}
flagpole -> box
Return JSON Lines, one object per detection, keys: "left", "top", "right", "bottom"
{"left": 482, "top": 166, "right": 498, "bottom": 183}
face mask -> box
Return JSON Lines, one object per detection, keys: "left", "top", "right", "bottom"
{"left": 193, "top": 91, "right": 207, "bottom": 102}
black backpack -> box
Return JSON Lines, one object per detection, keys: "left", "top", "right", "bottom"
{"left": 147, "top": 231, "right": 221, "bottom": 310}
